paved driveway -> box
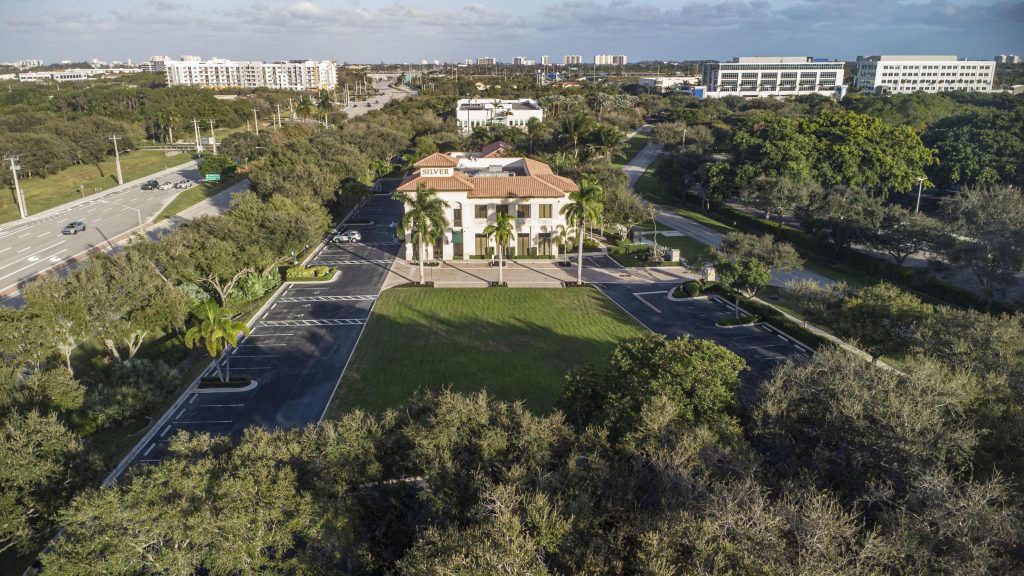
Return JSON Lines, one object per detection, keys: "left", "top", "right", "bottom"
{"left": 112, "top": 194, "right": 403, "bottom": 481}
{"left": 594, "top": 281, "right": 812, "bottom": 402}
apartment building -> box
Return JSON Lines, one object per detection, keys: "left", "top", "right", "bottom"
{"left": 541, "top": 55, "right": 550, "bottom": 66}
{"left": 595, "top": 54, "right": 628, "bottom": 65}
{"left": 563, "top": 55, "right": 582, "bottom": 65}
{"left": 854, "top": 55, "right": 995, "bottom": 94}
{"left": 396, "top": 152, "right": 578, "bottom": 260}
{"left": 512, "top": 57, "right": 535, "bottom": 66}
{"left": 455, "top": 98, "right": 544, "bottom": 134}
{"left": 476, "top": 57, "right": 497, "bottom": 66}
{"left": 700, "top": 56, "right": 845, "bottom": 98}
{"left": 164, "top": 58, "right": 338, "bottom": 91}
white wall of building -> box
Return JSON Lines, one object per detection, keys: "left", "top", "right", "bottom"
{"left": 455, "top": 99, "right": 544, "bottom": 134}
{"left": 854, "top": 55, "right": 995, "bottom": 94}
{"left": 701, "top": 56, "right": 845, "bottom": 98}
{"left": 639, "top": 76, "right": 701, "bottom": 92}
{"left": 164, "top": 59, "right": 338, "bottom": 91}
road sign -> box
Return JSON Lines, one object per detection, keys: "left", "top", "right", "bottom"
{"left": 204, "top": 173, "right": 221, "bottom": 182}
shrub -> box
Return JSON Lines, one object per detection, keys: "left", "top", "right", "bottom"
{"left": 717, "top": 315, "right": 759, "bottom": 327}
{"left": 285, "top": 265, "right": 336, "bottom": 281}
{"left": 73, "top": 359, "right": 180, "bottom": 434}
{"left": 230, "top": 270, "right": 281, "bottom": 301}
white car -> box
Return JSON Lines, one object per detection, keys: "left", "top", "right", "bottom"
{"left": 331, "top": 230, "right": 361, "bottom": 243}
{"left": 173, "top": 179, "right": 193, "bottom": 189}
{"left": 157, "top": 182, "right": 173, "bottom": 190}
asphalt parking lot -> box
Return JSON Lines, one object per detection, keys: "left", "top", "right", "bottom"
{"left": 115, "top": 194, "right": 403, "bottom": 478}
{"left": 595, "top": 281, "right": 812, "bottom": 401}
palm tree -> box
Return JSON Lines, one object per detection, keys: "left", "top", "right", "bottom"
{"left": 560, "top": 176, "right": 604, "bottom": 285}
{"left": 296, "top": 98, "right": 315, "bottom": 122}
{"left": 483, "top": 211, "right": 515, "bottom": 285}
{"left": 554, "top": 223, "right": 572, "bottom": 266}
{"left": 559, "top": 111, "right": 595, "bottom": 159}
{"left": 589, "top": 125, "right": 626, "bottom": 161}
{"left": 183, "top": 300, "right": 251, "bottom": 382}
{"left": 317, "top": 90, "right": 333, "bottom": 126}
{"left": 393, "top": 183, "right": 449, "bottom": 285}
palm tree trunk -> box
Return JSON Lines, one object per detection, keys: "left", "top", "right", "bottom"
{"left": 577, "top": 217, "right": 585, "bottom": 284}
{"left": 418, "top": 230, "right": 426, "bottom": 285}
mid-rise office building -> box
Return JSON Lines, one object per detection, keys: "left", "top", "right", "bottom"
{"left": 854, "top": 55, "right": 995, "bottom": 94}
{"left": 563, "top": 55, "right": 582, "bottom": 65}
{"left": 639, "top": 76, "right": 701, "bottom": 92}
{"left": 700, "top": 56, "right": 845, "bottom": 98}
{"left": 164, "top": 58, "right": 338, "bottom": 91}
{"left": 477, "top": 57, "right": 497, "bottom": 66}
{"left": 396, "top": 152, "right": 578, "bottom": 260}
{"left": 455, "top": 98, "right": 544, "bottom": 134}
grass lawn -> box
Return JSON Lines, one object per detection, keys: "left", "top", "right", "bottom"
{"left": 327, "top": 287, "right": 648, "bottom": 417}
{"left": 155, "top": 173, "right": 244, "bottom": 221}
{"left": 649, "top": 233, "right": 709, "bottom": 262}
{"left": 1, "top": 150, "right": 192, "bottom": 224}
{"left": 633, "top": 159, "right": 735, "bottom": 234}
{"left": 613, "top": 133, "right": 650, "bottom": 165}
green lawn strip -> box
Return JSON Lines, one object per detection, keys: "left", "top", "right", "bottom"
{"left": 2, "top": 150, "right": 192, "bottom": 224}
{"left": 648, "top": 233, "right": 709, "bottom": 262}
{"left": 632, "top": 159, "right": 734, "bottom": 234}
{"left": 155, "top": 174, "right": 245, "bottom": 221}
{"left": 328, "top": 288, "right": 648, "bottom": 417}
{"left": 613, "top": 133, "right": 650, "bottom": 165}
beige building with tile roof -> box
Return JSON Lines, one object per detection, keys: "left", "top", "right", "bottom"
{"left": 396, "top": 152, "right": 578, "bottom": 261}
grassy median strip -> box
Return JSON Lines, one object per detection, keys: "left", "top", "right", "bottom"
{"left": 1, "top": 150, "right": 192, "bottom": 224}
{"left": 155, "top": 174, "right": 244, "bottom": 221}
{"left": 613, "top": 133, "right": 650, "bottom": 165}
{"left": 327, "top": 287, "right": 648, "bottom": 417}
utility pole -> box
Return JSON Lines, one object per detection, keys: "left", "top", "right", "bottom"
{"left": 288, "top": 97, "right": 295, "bottom": 119}
{"left": 275, "top": 103, "right": 282, "bottom": 127}
{"left": 252, "top": 108, "right": 260, "bottom": 136}
{"left": 5, "top": 155, "right": 27, "bottom": 219}
{"left": 109, "top": 134, "right": 124, "bottom": 185}
{"left": 208, "top": 119, "right": 217, "bottom": 155}
{"left": 191, "top": 119, "right": 202, "bottom": 157}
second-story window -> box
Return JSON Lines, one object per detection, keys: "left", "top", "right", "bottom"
{"left": 475, "top": 205, "right": 488, "bottom": 219}
{"left": 496, "top": 205, "right": 509, "bottom": 216}
{"left": 539, "top": 204, "right": 553, "bottom": 218}
{"left": 517, "top": 204, "right": 531, "bottom": 219}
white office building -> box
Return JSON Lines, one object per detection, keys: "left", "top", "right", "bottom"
{"left": 17, "top": 67, "right": 137, "bottom": 82}
{"left": 164, "top": 59, "right": 338, "bottom": 91}
{"left": 639, "top": 76, "right": 702, "bottom": 92}
{"left": 541, "top": 55, "right": 550, "bottom": 66}
{"left": 477, "top": 57, "right": 497, "bottom": 66}
{"left": 396, "top": 152, "right": 577, "bottom": 260}
{"left": 563, "top": 55, "right": 582, "bottom": 65}
{"left": 513, "top": 57, "right": 535, "bottom": 66}
{"left": 854, "top": 55, "right": 995, "bottom": 94}
{"left": 455, "top": 99, "right": 544, "bottom": 134}
{"left": 701, "top": 56, "right": 845, "bottom": 98}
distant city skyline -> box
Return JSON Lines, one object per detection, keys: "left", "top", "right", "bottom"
{"left": 1, "top": 0, "right": 1021, "bottom": 64}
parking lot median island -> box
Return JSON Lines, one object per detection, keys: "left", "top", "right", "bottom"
{"left": 198, "top": 376, "right": 255, "bottom": 389}
{"left": 284, "top": 265, "right": 337, "bottom": 282}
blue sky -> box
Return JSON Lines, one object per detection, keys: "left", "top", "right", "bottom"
{"left": 2, "top": 0, "right": 1022, "bottom": 64}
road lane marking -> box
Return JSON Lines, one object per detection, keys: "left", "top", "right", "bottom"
{"left": 260, "top": 318, "right": 367, "bottom": 326}
{"left": 143, "top": 445, "right": 155, "bottom": 456}
{"left": 633, "top": 293, "right": 663, "bottom": 314}
{"left": 37, "top": 232, "right": 50, "bottom": 238}
{"left": 16, "top": 246, "right": 31, "bottom": 253}
{"left": 0, "top": 249, "right": 68, "bottom": 282}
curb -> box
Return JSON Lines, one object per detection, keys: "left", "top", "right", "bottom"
{"left": 194, "top": 379, "right": 258, "bottom": 394}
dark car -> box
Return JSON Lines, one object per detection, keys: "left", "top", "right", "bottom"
{"left": 141, "top": 180, "right": 160, "bottom": 190}
{"left": 61, "top": 221, "right": 86, "bottom": 235}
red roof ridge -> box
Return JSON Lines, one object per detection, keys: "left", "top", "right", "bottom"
{"left": 413, "top": 152, "right": 458, "bottom": 168}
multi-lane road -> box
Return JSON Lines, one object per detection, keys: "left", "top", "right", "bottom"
{"left": 0, "top": 161, "right": 202, "bottom": 298}
{"left": 110, "top": 193, "right": 403, "bottom": 482}
{"left": 342, "top": 82, "right": 415, "bottom": 119}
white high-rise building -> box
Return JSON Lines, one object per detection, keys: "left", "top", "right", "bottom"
{"left": 594, "top": 54, "right": 627, "bottom": 65}
{"left": 854, "top": 55, "right": 995, "bottom": 94}
{"left": 477, "top": 57, "right": 497, "bottom": 66}
{"left": 512, "top": 57, "right": 534, "bottom": 66}
{"left": 563, "top": 55, "right": 582, "bottom": 65}
{"left": 541, "top": 55, "right": 550, "bottom": 66}
{"left": 164, "top": 59, "right": 338, "bottom": 91}
{"left": 701, "top": 56, "right": 845, "bottom": 98}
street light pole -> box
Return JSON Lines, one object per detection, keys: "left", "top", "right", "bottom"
{"left": 109, "top": 135, "right": 124, "bottom": 185}
{"left": 208, "top": 119, "right": 217, "bottom": 155}
{"left": 275, "top": 103, "right": 282, "bottom": 127}
{"left": 5, "top": 155, "right": 27, "bottom": 219}
{"left": 914, "top": 177, "right": 926, "bottom": 213}
{"left": 252, "top": 108, "right": 260, "bottom": 136}
{"left": 191, "top": 118, "right": 202, "bottom": 157}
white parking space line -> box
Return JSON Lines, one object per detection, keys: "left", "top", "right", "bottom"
{"left": 143, "top": 445, "right": 156, "bottom": 456}
{"left": 633, "top": 290, "right": 668, "bottom": 296}
{"left": 260, "top": 318, "right": 367, "bottom": 327}
{"left": 160, "top": 425, "right": 172, "bottom": 437}
{"left": 37, "top": 232, "right": 50, "bottom": 238}
{"left": 243, "top": 333, "right": 295, "bottom": 337}
{"left": 17, "top": 233, "right": 32, "bottom": 238}
{"left": 173, "top": 420, "right": 234, "bottom": 424}
{"left": 198, "top": 404, "right": 245, "bottom": 407}
{"left": 633, "top": 293, "right": 663, "bottom": 314}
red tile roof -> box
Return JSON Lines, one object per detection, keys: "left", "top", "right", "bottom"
{"left": 398, "top": 154, "right": 579, "bottom": 199}
{"left": 413, "top": 152, "right": 459, "bottom": 168}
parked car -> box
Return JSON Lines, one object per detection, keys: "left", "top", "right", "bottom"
{"left": 141, "top": 180, "right": 160, "bottom": 190}
{"left": 365, "top": 102, "right": 372, "bottom": 108}
{"left": 157, "top": 182, "right": 173, "bottom": 190}
{"left": 173, "top": 179, "right": 193, "bottom": 189}
{"left": 331, "top": 230, "right": 362, "bottom": 243}
{"left": 61, "top": 221, "right": 86, "bottom": 235}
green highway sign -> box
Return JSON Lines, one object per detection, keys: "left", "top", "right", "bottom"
{"left": 204, "top": 173, "right": 221, "bottom": 182}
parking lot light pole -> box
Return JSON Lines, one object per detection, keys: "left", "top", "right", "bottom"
{"left": 914, "top": 176, "right": 927, "bottom": 213}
